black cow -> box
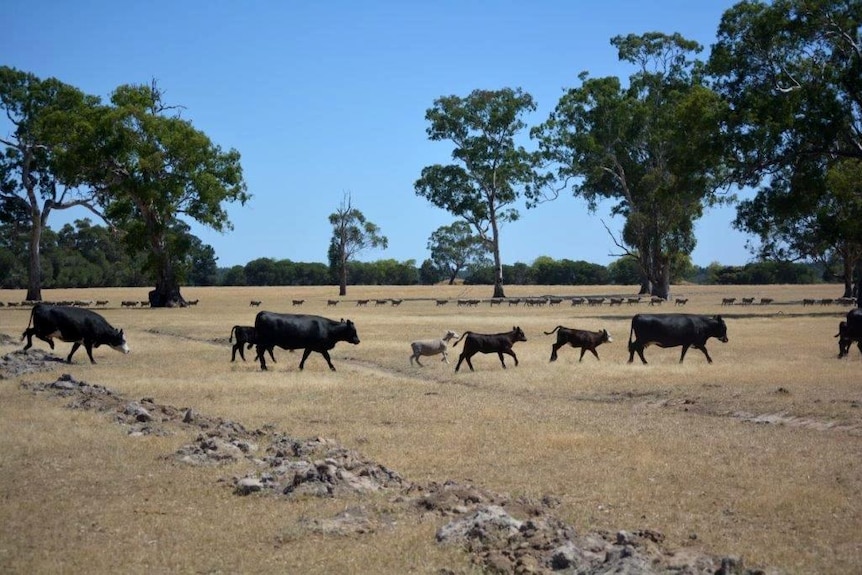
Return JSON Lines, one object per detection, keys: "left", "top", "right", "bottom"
{"left": 453, "top": 326, "right": 527, "bottom": 372}
{"left": 544, "top": 325, "right": 613, "bottom": 362}
{"left": 21, "top": 304, "right": 130, "bottom": 364}
{"left": 253, "top": 312, "right": 360, "bottom": 371}
{"left": 628, "top": 313, "right": 728, "bottom": 364}
{"left": 229, "top": 325, "right": 276, "bottom": 363}
{"left": 835, "top": 308, "right": 862, "bottom": 358}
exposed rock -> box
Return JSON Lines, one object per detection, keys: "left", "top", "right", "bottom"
{"left": 9, "top": 370, "right": 771, "bottom": 575}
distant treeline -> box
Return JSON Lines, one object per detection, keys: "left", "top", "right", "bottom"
{"left": 0, "top": 220, "right": 823, "bottom": 290}
{"left": 220, "top": 257, "right": 822, "bottom": 287}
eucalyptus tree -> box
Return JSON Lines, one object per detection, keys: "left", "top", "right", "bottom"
{"left": 709, "top": 0, "right": 862, "bottom": 299}
{"left": 0, "top": 66, "right": 105, "bottom": 300}
{"left": 328, "top": 192, "right": 388, "bottom": 296}
{"left": 427, "top": 221, "right": 488, "bottom": 285}
{"left": 531, "top": 33, "right": 729, "bottom": 299}
{"left": 415, "top": 88, "right": 540, "bottom": 298}
{"left": 83, "top": 81, "right": 249, "bottom": 306}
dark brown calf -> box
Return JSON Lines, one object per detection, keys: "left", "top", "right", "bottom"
{"left": 544, "top": 325, "right": 613, "bottom": 362}
{"left": 453, "top": 326, "right": 527, "bottom": 372}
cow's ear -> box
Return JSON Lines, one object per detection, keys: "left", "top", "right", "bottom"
{"left": 714, "top": 315, "right": 722, "bottom": 321}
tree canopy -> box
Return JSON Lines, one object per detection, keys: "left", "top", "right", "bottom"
{"left": 532, "top": 33, "right": 729, "bottom": 299}
{"left": 328, "top": 193, "right": 388, "bottom": 296}
{"left": 415, "top": 88, "right": 540, "bottom": 298}
{"left": 0, "top": 66, "right": 105, "bottom": 300}
{"left": 710, "top": 0, "right": 862, "bottom": 298}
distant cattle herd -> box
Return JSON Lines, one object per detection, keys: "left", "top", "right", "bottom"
{"left": 6, "top": 294, "right": 861, "bottom": 370}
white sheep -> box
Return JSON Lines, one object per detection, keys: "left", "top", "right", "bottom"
{"left": 409, "top": 330, "right": 459, "bottom": 366}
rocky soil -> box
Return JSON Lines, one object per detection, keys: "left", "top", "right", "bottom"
{"left": 3, "top": 347, "right": 768, "bottom": 574}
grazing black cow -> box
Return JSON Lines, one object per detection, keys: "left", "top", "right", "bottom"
{"left": 544, "top": 326, "right": 613, "bottom": 362}
{"left": 835, "top": 308, "right": 862, "bottom": 358}
{"left": 253, "top": 312, "right": 360, "bottom": 371}
{"left": 229, "top": 325, "right": 276, "bottom": 363}
{"left": 21, "top": 304, "right": 130, "bottom": 364}
{"left": 452, "top": 326, "right": 527, "bottom": 372}
{"left": 628, "top": 313, "right": 728, "bottom": 364}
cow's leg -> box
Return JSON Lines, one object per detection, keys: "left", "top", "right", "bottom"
{"left": 256, "top": 344, "right": 268, "bottom": 371}
{"left": 298, "top": 348, "right": 314, "bottom": 370}
{"left": 319, "top": 350, "right": 336, "bottom": 371}
{"left": 83, "top": 342, "right": 97, "bottom": 364}
{"left": 67, "top": 342, "right": 82, "bottom": 363}
{"left": 679, "top": 344, "right": 691, "bottom": 363}
{"left": 629, "top": 341, "right": 647, "bottom": 364}
{"left": 695, "top": 345, "right": 713, "bottom": 363}
{"left": 455, "top": 353, "right": 466, "bottom": 372}
{"left": 549, "top": 342, "right": 562, "bottom": 362}
{"left": 465, "top": 354, "right": 475, "bottom": 371}
{"left": 267, "top": 347, "right": 277, "bottom": 363}
{"left": 500, "top": 349, "right": 518, "bottom": 367}
{"left": 497, "top": 352, "right": 507, "bottom": 368}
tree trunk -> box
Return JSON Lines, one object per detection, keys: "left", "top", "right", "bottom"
{"left": 149, "top": 284, "right": 186, "bottom": 307}
{"left": 490, "top": 215, "right": 505, "bottom": 299}
{"left": 149, "top": 240, "right": 186, "bottom": 308}
{"left": 26, "top": 211, "right": 43, "bottom": 301}
{"left": 842, "top": 254, "right": 854, "bottom": 299}
{"left": 338, "top": 257, "right": 348, "bottom": 296}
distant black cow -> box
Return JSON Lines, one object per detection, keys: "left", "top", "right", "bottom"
{"left": 628, "top": 313, "right": 728, "bottom": 364}
{"left": 836, "top": 308, "right": 862, "bottom": 358}
{"left": 21, "top": 304, "right": 130, "bottom": 364}
{"left": 453, "top": 326, "right": 527, "bottom": 372}
{"left": 253, "top": 312, "right": 360, "bottom": 371}
{"left": 544, "top": 325, "right": 613, "bottom": 362}
{"left": 229, "top": 325, "right": 276, "bottom": 363}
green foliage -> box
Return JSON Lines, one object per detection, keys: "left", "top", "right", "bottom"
{"left": 427, "top": 221, "right": 488, "bottom": 285}
{"left": 607, "top": 257, "right": 643, "bottom": 285}
{"left": 712, "top": 262, "right": 820, "bottom": 285}
{"left": 709, "top": 0, "right": 862, "bottom": 178}
{"left": 418, "top": 259, "right": 444, "bottom": 285}
{"left": 329, "top": 193, "right": 388, "bottom": 295}
{"left": 711, "top": 0, "right": 862, "bottom": 297}
{"left": 415, "top": 88, "right": 541, "bottom": 297}
{"left": 532, "top": 33, "right": 730, "bottom": 299}
{"left": 80, "top": 82, "right": 249, "bottom": 304}
{"left": 0, "top": 66, "right": 106, "bottom": 299}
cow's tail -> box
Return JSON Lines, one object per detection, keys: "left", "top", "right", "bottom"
{"left": 543, "top": 326, "right": 563, "bottom": 336}
{"left": 229, "top": 325, "right": 236, "bottom": 343}
{"left": 451, "top": 331, "right": 470, "bottom": 347}
{"left": 21, "top": 304, "right": 38, "bottom": 341}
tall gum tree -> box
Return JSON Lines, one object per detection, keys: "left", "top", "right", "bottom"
{"left": 0, "top": 67, "right": 106, "bottom": 301}
{"left": 531, "top": 33, "right": 730, "bottom": 299}
{"left": 328, "top": 193, "right": 388, "bottom": 296}
{"left": 85, "top": 82, "right": 248, "bottom": 307}
{"left": 709, "top": 0, "right": 862, "bottom": 300}
{"left": 415, "top": 88, "right": 540, "bottom": 298}
{"left": 427, "top": 221, "right": 488, "bottom": 285}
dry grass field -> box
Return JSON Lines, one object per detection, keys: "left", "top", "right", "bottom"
{"left": 0, "top": 283, "right": 860, "bottom": 574}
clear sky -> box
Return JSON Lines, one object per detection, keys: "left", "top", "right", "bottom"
{"left": 2, "top": 0, "right": 755, "bottom": 269}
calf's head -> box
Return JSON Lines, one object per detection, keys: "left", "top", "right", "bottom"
{"left": 512, "top": 326, "right": 527, "bottom": 342}
{"left": 711, "top": 315, "right": 729, "bottom": 343}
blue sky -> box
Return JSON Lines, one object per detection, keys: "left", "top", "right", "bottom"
{"left": 3, "top": 0, "right": 755, "bottom": 269}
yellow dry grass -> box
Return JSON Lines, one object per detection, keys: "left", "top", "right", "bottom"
{"left": 0, "top": 283, "right": 860, "bottom": 574}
